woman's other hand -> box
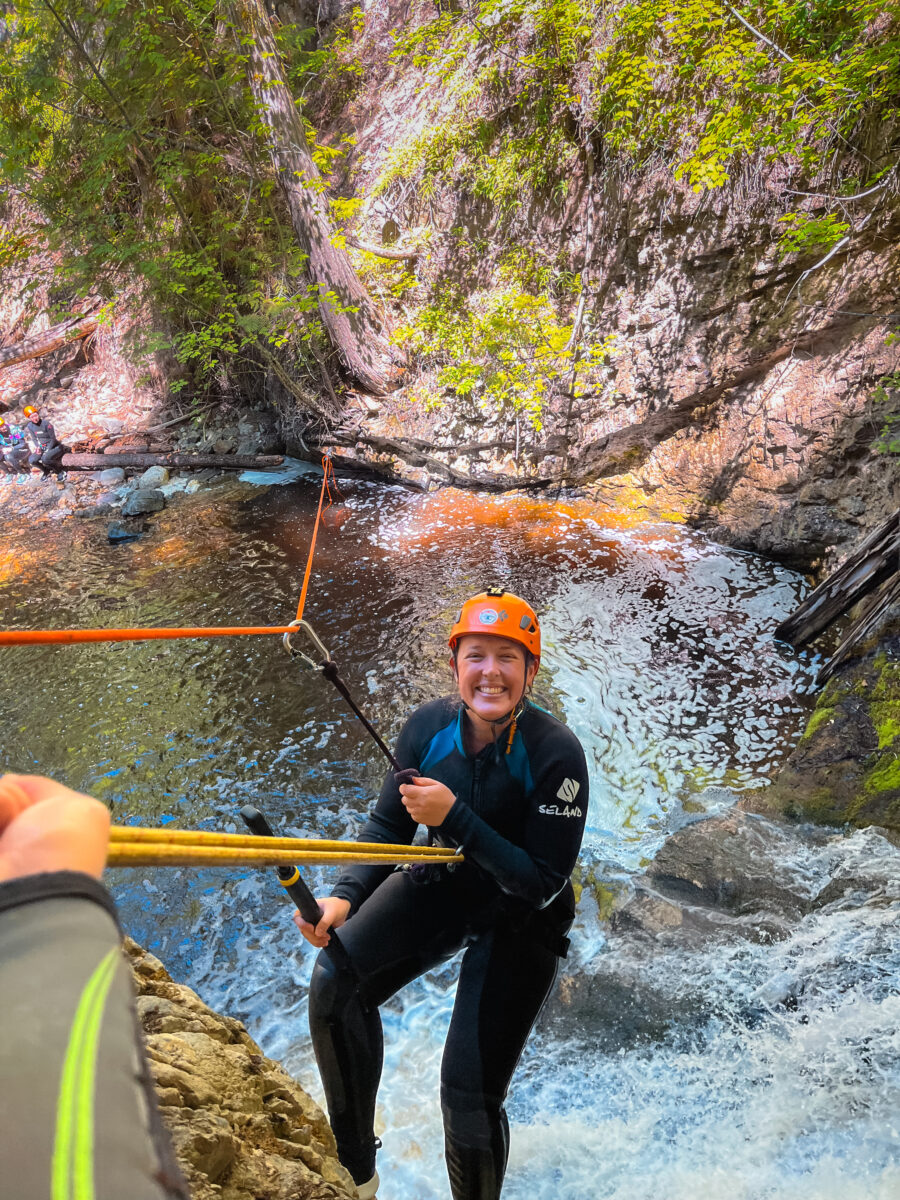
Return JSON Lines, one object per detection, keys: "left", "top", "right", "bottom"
{"left": 293, "top": 895, "right": 351, "bottom": 948}
{"left": 0, "top": 773, "right": 110, "bottom": 883}
{"left": 399, "top": 777, "right": 457, "bottom": 827}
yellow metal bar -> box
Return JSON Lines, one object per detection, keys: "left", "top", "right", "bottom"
{"left": 106, "top": 843, "right": 463, "bottom": 869}
{"left": 108, "top": 825, "right": 456, "bottom": 857}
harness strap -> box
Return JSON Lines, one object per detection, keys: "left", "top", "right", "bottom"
{"left": 319, "top": 659, "right": 405, "bottom": 773}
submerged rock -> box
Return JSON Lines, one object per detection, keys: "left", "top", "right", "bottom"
{"left": 125, "top": 939, "right": 354, "bottom": 1200}
{"left": 108, "top": 520, "right": 144, "bottom": 543}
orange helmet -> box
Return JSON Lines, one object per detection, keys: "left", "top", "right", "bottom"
{"left": 0, "top": 417, "right": 7, "bottom": 428}
{"left": 23, "top": 405, "right": 38, "bottom": 417}
{"left": 449, "top": 589, "right": 540, "bottom": 660}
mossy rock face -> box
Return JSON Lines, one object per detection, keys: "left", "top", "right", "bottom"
{"left": 767, "top": 637, "right": 900, "bottom": 830}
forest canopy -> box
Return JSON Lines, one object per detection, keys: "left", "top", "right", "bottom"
{"left": 0, "top": 0, "right": 897, "bottom": 419}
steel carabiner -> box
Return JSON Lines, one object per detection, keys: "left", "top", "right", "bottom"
{"left": 283, "top": 619, "right": 332, "bottom": 670}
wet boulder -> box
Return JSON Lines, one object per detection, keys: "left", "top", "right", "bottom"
{"left": 640, "top": 810, "right": 830, "bottom": 922}
{"left": 552, "top": 814, "right": 898, "bottom": 1051}
{"left": 123, "top": 488, "right": 166, "bottom": 517}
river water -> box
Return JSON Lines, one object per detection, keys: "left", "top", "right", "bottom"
{"left": 2, "top": 469, "right": 898, "bottom": 1198}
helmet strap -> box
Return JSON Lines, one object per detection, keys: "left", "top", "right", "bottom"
{"left": 460, "top": 687, "right": 529, "bottom": 746}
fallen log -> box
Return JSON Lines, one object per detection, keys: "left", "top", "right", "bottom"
{"left": 346, "top": 237, "right": 419, "bottom": 262}
{"left": 0, "top": 312, "right": 99, "bottom": 372}
{"left": 774, "top": 509, "right": 900, "bottom": 647}
{"left": 61, "top": 452, "right": 284, "bottom": 471}
{"left": 815, "top": 573, "right": 900, "bottom": 684}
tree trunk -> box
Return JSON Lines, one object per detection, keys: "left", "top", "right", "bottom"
{"left": 61, "top": 452, "right": 284, "bottom": 470}
{"left": 235, "top": 0, "right": 400, "bottom": 395}
{"left": 0, "top": 313, "right": 98, "bottom": 372}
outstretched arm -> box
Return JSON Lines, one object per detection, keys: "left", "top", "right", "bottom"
{"left": 0, "top": 774, "right": 189, "bottom": 1200}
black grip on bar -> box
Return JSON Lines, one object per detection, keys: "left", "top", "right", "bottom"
{"left": 394, "top": 767, "right": 420, "bottom": 787}
{"left": 239, "top": 804, "right": 322, "bottom": 926}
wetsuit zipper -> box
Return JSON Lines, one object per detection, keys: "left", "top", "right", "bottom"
{"left": 470, "top": 755, "right": 484, "bottom": 816}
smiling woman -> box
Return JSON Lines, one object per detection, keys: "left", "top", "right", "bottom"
{"left": 449, "top": 591, "right": 541, "bottom": 755}
{"left": 292, "top": 589, "right": 589, "bottom": 1200}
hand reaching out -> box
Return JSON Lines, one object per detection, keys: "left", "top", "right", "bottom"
{"left": 0, "top": 773, "right": 110, "bottom": 883}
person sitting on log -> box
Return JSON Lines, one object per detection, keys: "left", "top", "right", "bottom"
{"left": 0, "top": 417, "right": 29, "bottom": 478}
{"left": 21, "top": 405, "right": 65, "bottom": 478}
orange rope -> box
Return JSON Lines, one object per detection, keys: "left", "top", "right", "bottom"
{"left": 0, "top": 625, "right": 299, "bottom": 646}
{"left": 0, "top": 454, "right": 336, "bottom": 648}
{"left": 296, "top": 454, "right": 335, "bottom": 622}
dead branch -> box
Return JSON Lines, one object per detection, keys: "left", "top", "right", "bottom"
{"left": 775, "top": 509, "right": 900, "bottom": 648}
{"left": 346, "top": 238, "right": 419, "bottom": 262}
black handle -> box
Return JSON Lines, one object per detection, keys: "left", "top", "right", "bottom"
{"left": 240, "top": 804, "right": 322, "bottom": 926}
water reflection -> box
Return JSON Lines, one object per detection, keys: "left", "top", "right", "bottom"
{"left": 0, "top": 474, "right": 816, "bottom": 914}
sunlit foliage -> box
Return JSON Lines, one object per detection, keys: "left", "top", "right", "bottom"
{"left": 0, "top": 1, "right": 360, "bottom": 384}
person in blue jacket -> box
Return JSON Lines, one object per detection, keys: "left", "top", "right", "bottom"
{"left": 295, "top": 589, "right": 589, "bottom": 1200}
{"left": 0, "top": 415, "right": 28, "bottom": 476}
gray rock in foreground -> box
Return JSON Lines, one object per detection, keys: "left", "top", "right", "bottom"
{"left": 125, "top": 939, "right": 355, "bottom": 1200}
{"left": 123, "top": 488, "right": 166, "bottom": 516}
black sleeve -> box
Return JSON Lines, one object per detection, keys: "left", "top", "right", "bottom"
{"left": 440, "top": 724, "right": 589, "bottom": 909}
{"left": 0, "top": 872, "right": 190, "bottom": 1199}
{"left": 329, "top": 714, "right": 423, "bottom": 914}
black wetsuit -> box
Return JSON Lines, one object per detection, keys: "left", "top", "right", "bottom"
{"left": 309, "top": 697, "right": 589, "bottom": 1200}
{"left": 24, "top": 417, "right": 64, "bottom": 474}
{"left": 0, "top": 872, "right": 189, "bottom": 1199}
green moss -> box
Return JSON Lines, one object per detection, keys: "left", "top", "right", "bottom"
{"left": 571, "top": 866, "right": 623, "bottom": 920}
{"left": 863, "top": 750, "right": 900, "bottom": 794}
{"left": 870, "top": 702, "right": 900, "bottom": 750}
{"left": 870, "top": 660, "right": 900, "bottom": 703}
{"left": 797, "top": 704, "right": 835, "bottom": 744}
{"left": 782, "top": 784, "right": 843, "bottom": 822}
{"left": 818, "top": 678, "right": 840, "bottom": 708}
